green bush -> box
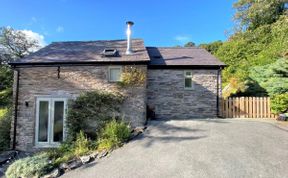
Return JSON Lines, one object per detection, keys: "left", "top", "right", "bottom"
{"left": 46, "top": 141, "right": 75, "bottom": 166}
{"left": 67, "top": 91, "right": 124, "bottom": 139}
{"left": 0, "top": 107, "right": 11, "bottom": 152}
{"left": 0, "top": 89, "right": 12, "bottom": 107}
{"left": 97, "top": 120, "right": 131, "bottom": 151}
{"left": 74, "top": 131, "right": 90, "bottom": 157}
{"left": 5, "top": 152, "right": 53, "bottom": 178}
{"left": 271, "top": 93, "right": 288, "bottom": 114}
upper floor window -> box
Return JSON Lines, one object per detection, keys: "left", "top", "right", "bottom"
{"left": 184, "top": 70, "right": 193, "bottom": 89}
{"left": 108, "top": 66, "right": 122, "bottom": 82}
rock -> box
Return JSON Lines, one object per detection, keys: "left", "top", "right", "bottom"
{"left": 90, "top": 151, "right": 99, "bottom": 159}
{"left": 98, "top": 150, "right": 108, "bottom": 158}
{"left": 0, "top": 167, "right": 4, "bottom": 175}
{"left": 277, "top": 114, "right": 288, "bottom": 121}
{"left": 42, "top": 168, "right": 60, "bottom": 178}
{"left": 0, "top": 151, "right": 17, "bottom": 165}
{"left": 68, "top": 159, "right": 82, "bottom": 169}
{"left": 80, "top": 155, "right": 91, "bottom": 164}
{"left": 129, "top": 126, "right": 146, "bottom": 140}
{"left": 134, "top": 126, "right": 146, "bottom": 133}
{"left": 59, "top": 162, "right": 70, "bottom": 171}
{"left": 130, "top": 131, "right": 141, "bottom": 138}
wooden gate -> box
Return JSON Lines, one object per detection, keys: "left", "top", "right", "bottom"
{"left": 221, "top": 97, "right": 277, "bottom": 118}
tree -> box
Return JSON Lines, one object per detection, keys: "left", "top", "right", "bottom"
{"left": 199, "top": 40, "right": 223, "bottom": 54}
{"left": 0, "top": 27, "right": 43, "bottom": 106}
{"left": 233, "top": 0, "right": 286, "bottom": 30}
{"left": 0, "top": 27, "right": 42, "bottom": 64}
{"left": 249, "top": 58, "right": 288, "bottom": 96}
{"left": 184, "top": 42, "right": 195, "bottom": 47}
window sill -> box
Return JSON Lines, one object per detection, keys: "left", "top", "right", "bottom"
{"left": 34, "top": 143, "right": 60, "bottom": 148}
{"left": 184, "top": 88, "right": 194, "bottom": 90}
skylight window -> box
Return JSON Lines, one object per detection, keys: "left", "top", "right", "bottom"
{"left": 102, "top": 49, "right": 118, "bottom": 57}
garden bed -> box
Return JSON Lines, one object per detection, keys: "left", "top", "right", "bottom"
{"left": 3, "top": 125, "right": 145, "bottom": 178}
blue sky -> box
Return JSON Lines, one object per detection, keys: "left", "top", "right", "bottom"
{"left": 0, "top": 0, "right": 236, "bottom": 47}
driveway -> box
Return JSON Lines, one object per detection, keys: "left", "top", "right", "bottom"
{"left": 63, "top": 119, "right": 288, "bottom": 178}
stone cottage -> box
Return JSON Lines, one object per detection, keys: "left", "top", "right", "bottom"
{"left": 9, "top": 22, "right": 225, "bottom": 151}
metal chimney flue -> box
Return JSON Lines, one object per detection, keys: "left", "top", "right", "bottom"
{"left": 126, "top": 21, "right": 134, "bottom": 55}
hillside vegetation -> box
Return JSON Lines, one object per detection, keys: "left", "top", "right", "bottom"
{"left": 199, "top": 0, "right": 288, "bottom": 101}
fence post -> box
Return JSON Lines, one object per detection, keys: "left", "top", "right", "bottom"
{"left": 253, "top": 97, "right": 256, "bottom": 118}
{"left": 229, "top": 98, "right": 232, "bottom": 118}
{"left": 225, "top": 98, "right": 228, "bottom": 118}
{"left": 248, "top": 97, "right": 251, "bottom": 118}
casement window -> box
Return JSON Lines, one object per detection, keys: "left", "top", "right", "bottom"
{"left": 108, "top": 66, "right": 122, "bottom": 82}
{"left": 184, "top": 70, "right": 193, "bottom": 89}
{"left": 35, "top": 97, "right": 67, "bottom": 147}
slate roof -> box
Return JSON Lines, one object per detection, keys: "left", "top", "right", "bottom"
{"left": 146, "top": 47, "right": 225, "bottom": 66}
{"left": 11, "top": 39, "right": 150, "bottom": 64}
{"left": 9, "top": 39, "right": 225, "bottom": 68}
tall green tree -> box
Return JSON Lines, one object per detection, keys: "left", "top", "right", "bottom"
{"left": 0, "top": 27, "right": 41, "bottom": 64}
{"left": 233, "top": 0, "right": 286, "bottom": 30}
{"left": 249, "top": 58, "right": 288, "bottom": 96}
{"left": 0, "top": 27, "right": 43, "bottom": 106}
{"left": 184, "top": 42, "right": 196, "bottom": 47}
{"left": 199, "top": 40, "right": 223, "bottom": 54}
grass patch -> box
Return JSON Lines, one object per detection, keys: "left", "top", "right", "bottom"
{"left": 0, "top": 107, "right": 11, "bottom": 152}
{"left": 0, "top": 107, "right": 7, "bottom": 118}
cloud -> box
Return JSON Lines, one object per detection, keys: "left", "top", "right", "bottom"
{"left": 19, "top": 30, "right": 47, "bottom": 50}
{"left": 174, "top": 35, "right": 192, "bottom": 44}
{"left": 56, "top": 26, "right": 64, "bottom": 33}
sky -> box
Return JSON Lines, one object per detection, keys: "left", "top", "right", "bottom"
{"left": 0, "top": 0, "right": 236, "bottom": 47}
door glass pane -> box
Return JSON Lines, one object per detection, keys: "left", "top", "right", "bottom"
{"left": 185, "top": 71, "right": 192, "bottom": 76}
{"left": 38, "top": 101, "right": 49, "bottom": 142}
{"left": 185, "top": 78, "right": 192, "bottom": 88}
{"left": 109, "top": 68, "right": 121, "bottom": 81}
{"left": 53, "top": 101, "right": 64, "bottom": 142}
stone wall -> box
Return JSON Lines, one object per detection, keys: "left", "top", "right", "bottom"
{"left": 12, "top": 65, "right": 147, "bottom": 151}
{"left": 147, "top": 69, "right": 220, "bottom": 119}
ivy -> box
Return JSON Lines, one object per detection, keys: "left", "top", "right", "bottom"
{"left": 118, "top": 66, "right": 146, "bottom": 87}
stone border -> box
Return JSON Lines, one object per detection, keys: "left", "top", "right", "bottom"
{"left": 42, "top": 126, "right": 147, "bottom": 178}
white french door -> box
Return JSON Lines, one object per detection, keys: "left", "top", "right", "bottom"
{"left": 35, "top": 97, "right": 67, "bottom": 147}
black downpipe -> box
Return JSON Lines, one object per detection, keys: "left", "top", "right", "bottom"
{"left": 216, "top": 68, "right": 220, "bottom": 117}
{"left": 12, "top": 69, "right": 20, "bottom": 150}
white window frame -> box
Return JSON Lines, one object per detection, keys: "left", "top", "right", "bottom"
{"left": 108, "top": 66, "right": 122, "bottom": 82}
{"left": 35, "top": 97, "right": 67, "bottom": 147}
{"left": 184, "top": 70, "right": 193, "bottom": 90}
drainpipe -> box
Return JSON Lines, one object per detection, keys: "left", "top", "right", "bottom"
{"left": 216, "top": 67, "right": 222, "bottom": 117}
{"left": 12, "top": 67, "right": 20, "bottom": 150}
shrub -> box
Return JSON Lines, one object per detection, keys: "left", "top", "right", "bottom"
{"left": 0, "top": 89, "right": 12, "bottom": 107}
{"left": 46, "top": 141, "right": 74, "bottom": 166}
{"left": 67, "top": 90, "right": 124, "bottom": 139}
{"left": 97, "top": 138, "right": 115, "bottom": 151}
{"left": 74, "top": 131, "right": 90, "bottom": 157}
{"left": 5, "top": 152, "right": 53, "bottom": 178}
{"left": 97, "top": 120, "right": 131, "bottom": 151}
{"left": 0, "top": 107, "right": 11, "bottom": 152}
{"left": 271, "top": 93, "right": 288, "bottom": 114}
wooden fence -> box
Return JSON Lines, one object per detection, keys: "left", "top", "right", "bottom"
{"left": 221, "top": 97, "right": 277, "bottom": 118}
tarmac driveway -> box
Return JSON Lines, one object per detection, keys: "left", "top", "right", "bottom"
{"left": 63, "top": 119, "right": 288, "bottom": 178}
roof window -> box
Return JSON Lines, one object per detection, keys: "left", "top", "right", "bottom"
{"left": 102, "top": 49, "right": 118, "bottom": 57}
